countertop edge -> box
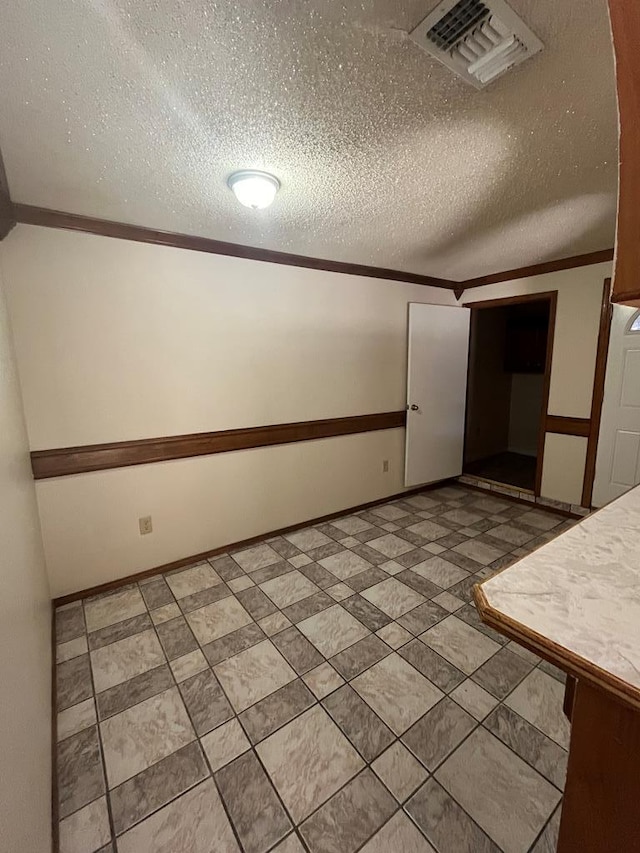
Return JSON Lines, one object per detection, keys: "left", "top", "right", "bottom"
{"left": 473, "top": 582, "right": 640, "bottom": 713}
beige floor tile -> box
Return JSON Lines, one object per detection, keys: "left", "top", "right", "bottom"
{"left": 411, "top": 557, "right": 469, "bottom": 589}
{"left": 214, "top": 639, "right": 297, "bottom": 712}
{"left": 298, "top": 604, "right": 369, "bottom": 658}
{"left": 352, "top": 654, "right": 443, "bottom": 735}
{"left": 367, "top": 534, "right": 415, "bottom": 558}
{"left": 201, "top": 718, "right": 250, "bottom": 772}
{"left": 361, "top": 811, "right": 435, "bottom": 853}
{"left": 259, "top": 611, "right": 292, "bottom": 636}
{"left": 372, "top": 742, "right": 428, "bottom": 802}
{"left": 232, "top": 543, "right": 281, "bottom": 572}
{"left": 166, "top": 564, "right": 222, "bottom": 599}
{"left": 318, "top": 550, "right": 373, "bottom": 581}
{"left": 431, "top": 591, "right": 465, "bottom": 613}
{"left": 451, "top": 679, "right": 499, "bottom": 721}
{"left": 285, "top": 528, "right": 333, "bottom": 551}
{"left": 375, "top": 621, "right": 413, "bottom": 650}
{"left": 505, "top": 669, "right": 570, "bottom": 748}
{"left": 256, "top": 705, "right": 364, "bottom": 822}
{"left": 56, "top": 636, "right": 88, "bottom": 664}
{"left": 170, "top": 649, "right": 209, "bottom": 683}
{"left": 420, "top": 616, "right": 501, "bottom": 675}
{"left": 302, "top": 662, "right": 345, "bottom": 699}
{"left": 260, "top": 570, "right": 319, "bottom": 608}
{"left": 57, "top": 698, "right": 96, "bottom": 742}
{"left": 59, "top": 796, "right": 111, "bottom": 853}
{"left": 187, "top": 597, "right": 252, "bottom": 646}
{"left": 151, "top": 602, "right": 181, "bottom": 624}
{"left": 326, "top": 582, "right": 354, "bottom": 601}
{"left": 90, "top": 629, "right": 165, "bottom": 693}
{"left": 84, "top": 587, "right": 146, "bottom": 633}
{"left": 361, "top": 578, "right": 425, "bottom": 618}
{"left": 101, "top": 687, "right": 195, "bottom": 788}
{"left": 228, "top": 576, "right": 255, "bottom": 592}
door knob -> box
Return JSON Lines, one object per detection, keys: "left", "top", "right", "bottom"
{"left": 410, "top": 404, "right": 419, "bottom": 411}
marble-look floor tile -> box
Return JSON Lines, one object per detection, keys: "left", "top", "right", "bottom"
{"left": 214, "top": 639, "right": 296, "bottom": 713}
{"left": 57, "top": 635, "right": 88, "bottom": 664}
{"left": 283, "top": 590, "right": 334, "bottom": 623}
{"left": 298, "top": 604, "right": 369, "bottom": 658}
{"left": 403, "top": 697, "right": 476, "bottom": 770}
{"left": 405, "top": 520, "right": 450, "bottom": 541}
{"left": 371, "top": 741, "right": 428, "bottom": 802}
{"left": 298, "top": 561, "right": 339, "bottom": 589}
{"left": 179, "top": 582, "right": 232, "bottom": 614}
{"left": 201, "top": 622, "right": 265, "bottom": 666}
{"left": 453, "top": 538, "right": 508, "bottom": 566}
{"left": 331, "top": 515, "right": 374, "bottom": 535}
{"left": 432, "top": 590, "right": 465, "bottom": 612}
{"left": 411, "top": 556, "right": 469, "bottom": 589}
{"left": 330, "top": 634, "right": 390, "bottom": 680}
{"left": 155, "top": 616, "right": 199, "bottom": 660}
{"left": 139, "top": 577, "right": 174, "bottom": 609}
{"left": 398, "top": 639, "right": 465, "bottom": 692}
{"left": 170, "top": 648, "right": 208, "bottom": 682}
{"left": 450, "top": 679, "right": 499, "bottom": 721}
{"left": 371, "top": 503, "right": 410, "bottom": 521}
{"left": 505, "top": 668, "right": 570, "bottom": 748}
{"left": 180, "top": 668, "right": 234, "bottom": 735}
{"left": 101, "top": 687, "right": 194, "bottom": 788}
{"left": 216, "top": 751, "right": 291, "bottom": 853}
{"left": 110, "top": 740, "right": 208, "bottom": 834}
{"left": 150, "top": 602, "right": 180, "bottom": 624}
{"left": 165, "top": 563, "right": 222, "bottom": 599}
{"left": 318, "top": 549, "right": 373, "bottom": 580}
{"left": 56, "top": 603, "right": 86, "bottom": 644}
{"left": 271, "top": 834, "right": 306, "bottom": 853}
{"left": 285, "top": 527, "right": 333, "bottom": 552}
{"left": 59, "top": 796, "right": 110, "bottom": 853}
{"left": 236, "top": 586, "right": 279, "bottom": 619}
{"left": 58, "top": 697, "right": 96, "bottom": 742}
{"left": 84, "top": 587, "right": 147, "bottom": 633}
{"left": 435, "top": 727, "right": 561, "bottom": 853}
{"left": 378, "top": 559, "right": 404, "bottom": 575}
{"left": 352, "top": 653, "right": 443, "bottom": 735}
{"left": 251, "top": 559, "right": 296, "bottom": 585}
{"left": 210, "top": 554, "right": 244, "bottom": 581}
{"left": 87, "top": 612, "right": 152, "bottom": 651}
{"left": 323, "top": 684, "right": 394, "bottom": 761}
{"left": 187, "top": 597, "right": 252, "bottom": 646}
{"left": 288, "top": 553, "right": 313, "bottom": 568}
{"left": 58, "top": 725, "right": 105, "bottom": 819}
{"left": 367, "top": 533, "right": 415, "bottom": 558}
{"left": 201, "top": 718, "right": 250, "bottom": 772}
{"left": 272, "top": 626, "right": 324, "bottom": 674}
{"left": 258, "top": 611, "right": 292, "bottom": 636}
{"left": 228, "top": 575, "right": 255, "bottom": 592}
{"left": 299, "top": 768, "right": 395, "bottom": 853}
{"left": 397, "top": 600, "right": 448, "bottom": 635}
{"left": 257, "top": 704, "right": 364, "bottom": 822}
{"left": 361, "top": 811, "right": 435, "bottom": 853}
{"left": 375, "top": 621, "right": 413, "bottom": 649}
{"left": 406, "top": 778, "right": 499, "bottom": 853}
{"left": 531, "top": 806, "right": 561, "bottom": 853}
{"left": 96, "top": 664, "right": 173, "bottom": 720}
{"left": 360, "top": 577, "right": 425, "bottom": 618}
{"left": 239, "top": 678, "right": 315, "bottom": 743}
{"left": 344, "top": 566, "right": 389, "bottom": 593}
{"left": 57, "top": 654, "right": 93, "bottom": 712}
{"left": 232, "top": 543, "right": 282, "bottom": 572}
{"left": 90, "top": 629, "right": 165, "bottom": 693}
{"left": 117, "top": 779, "right": 239, "bottom": 853}
{"left": 326, "top": 582, "right": 354, "bottom": 601}
{"left": 339, "top": 594, "right": 392, "bottom": 632}
{"left": 397, "top": 569, "right": 442, "bottom": 601}
{"left": 485, "top": 705, "right": 568, "bottom": 789}
{"left": 471, "top": 647, "right": 533, "bottom": 700}
{"left": 303, "top": 662, "right": 345, "bottom": 700}
{"left": 420, "top": 616, "right": 501, "bottom": 675}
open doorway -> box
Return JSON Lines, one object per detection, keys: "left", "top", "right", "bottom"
{"left": 463, "top": 293, "right": 555, "bottom": 493}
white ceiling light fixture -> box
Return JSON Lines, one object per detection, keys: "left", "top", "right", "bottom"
{"left": 227, "top": 170, "right": 280, "bottom": 209}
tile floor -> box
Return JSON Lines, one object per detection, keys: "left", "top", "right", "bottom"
{"left": 54, "top": 484, "right": 575, "bottom": 853}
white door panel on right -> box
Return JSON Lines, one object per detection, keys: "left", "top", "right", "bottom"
{"left": 593, "top": 306, "right": 640, "bottom": 506}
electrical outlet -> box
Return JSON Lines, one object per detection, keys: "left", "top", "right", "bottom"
{"left": 139, "top": 515, "right": 153, "bottom": 535}
{"left": 382, "top": 459, "right": 390, "bottom": 473}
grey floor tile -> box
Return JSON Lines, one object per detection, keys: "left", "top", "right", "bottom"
{"left": 209, "top": 554, "right": 244, "bottom": 581}
{"left": 90, "top": 628, "right": 165, "bottom": 693}
{"left": 236, "top": 586, "right": 279, "bottom": 620}
{"left": 298, "top": 604, "right": 370, "bottom": 658}
{"left": 272, "top": 626, "right": 325, "bottom": 675}
{"left": 56, "top": 635, "right": 89, "bottom": 664}
{"left": 406, "top": 778, "right": 500, "bottom": 853}
{"left": 411, "top": 556, "right": 470, "bottom": 589}
{"left": 282, "top": 591, "right": 335, "bottom": 623}
{"left": 179, "top": 669, "right": 234, "bottom": 735}
{"left": 201, "top": 718, "right": 250, "bottom": 771}
{"left": 251, "top": 560, "right": 295, "bottom": 585}
{"left": 58, "top": 725, "right": 105, "bottom": 818}
{"left": 97, "top": 664, "right": 174, "bottom": 720}
{"left": 239, "top": 678, "right": 315, "bottom": 743}
{"left": 165, "top": 563, "right": 224, "bottom": 600}
{"left": 155, "top": 616, "right": 199, "bottom": 660}
{"left": 471, "top": 647, "right": 534, "bottom": 699}
{"left": 361, "top": 811, "right": 435, "bottom": 852}
{"left": 110, "top": 740, "right": 208, "bottom": 834}
{"left": 233, "top": 543, "right": 283, "bottom": 573}
{"left": 371, "top": 741, "right": 428, "bottom": 802}
{"left": 530, "top": 806, "right": 561, "bottom": 853}
{"left": 420, "top": 616, "right": 501, "bottom": 675}
{"left": 348, "top": 542, "right": 389, "bottom": 565}
{"left": 84, "top": 587, "right": 147, "bottom": 633}
{"left": 393, "top": 546, "right": 432, "bottom": 567}
{"left": 55, "top": 603, "right": 86, "bottom": 643}
{"left": 139, "top": 577, "right": 174, "bottom": 610}
{"left": 303, "top": 662, "right": 345, "bottom": 699}
{"left": 306, "top": 542, "right": 344, "bottom": 562}
{"left": 300, "top": 769, "right": 396, "bottom": 853}
{"left": 339, "top": 594, "right": 392, "bottom": 632}
{"left": 344, "top": 567, "right": 390, "bottom": 593}
{"left": 268, "top": 536, "right": 303, "bottom": 559}
{"left": 88, "top": 613, "right": 153, "bottom": 651}
{"left": 330, "top": 634, "right": 391, "bottom": 680}
{"left": 296, "top": 561, "right": 339, "bottom": 589}
{"left": 58, "top": 797, "right": 111, "bottom": 853}
{"left": 397, "top": 601, "right": 448, "bottom": 635}
{"left": 505, "top": 668, "right": 570, "bottom": 749}
{"left": 396, "top": 569, "right": 441, "bottom": 600}
{"left": 178, "top": 582, "right": 233, "bottom": 614}
{"left": 538, "top": 659, "right": 567, "bottom": 684}
{"left": 57, "top": 697, "right": 97, "bottom": 742}
{"left": 201, "top": 622, "right": 265, "bottom": 666}
{"left": 403, "top": 697, "right": 476, "bottom": 770}
{"left": 398, "top": 639, "right": 465, "bottom": 692}
{"left": 485, "top": 705, "right": 568, "bottom": 789}
{"left": 435, "top": 727, "right": 561, "bottom": 853}
{"left": 186, "top": 597, "right": 253, "bottom": 646}
{"left": 323, "top": 684, "right": 395, "bottom": 761}
{"left": 57, "top": 654, "right": 93, "bottom": 711}
{"left": 260, "top": 570, "right": 321, "bottom": 608}
{"left": 455, "top": 604, "right": 509, "bottom": 645}
{"left": 216, "top": 750, "right": 292, "bottom": 853}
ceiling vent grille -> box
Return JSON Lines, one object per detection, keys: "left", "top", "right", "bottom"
{"left": 409, "top": 0, "right": 543, "bottom": 89}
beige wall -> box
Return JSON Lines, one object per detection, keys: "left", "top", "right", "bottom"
{"left": 0, "top": 248, "right": 52, "bottom": 852}
{"left": 463, "top": 262, "right": 611, "bottom": 506}
{"left": 3, "top": 225, "right": 455, "bottom": 596}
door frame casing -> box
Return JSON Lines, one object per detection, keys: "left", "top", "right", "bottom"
{"left": 462, "top": 291, "right": 558, "bottom": 496}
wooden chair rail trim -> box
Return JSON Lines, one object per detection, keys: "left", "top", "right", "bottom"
{"left": 544, "top": 415, "right": 591, "bottom": 438}
{"left": 31, "top": 411, "right": 407, "bottom": 479}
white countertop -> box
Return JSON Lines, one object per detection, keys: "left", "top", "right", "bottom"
{"left": 478, "top": 484, "right": 640, "bottom": 707}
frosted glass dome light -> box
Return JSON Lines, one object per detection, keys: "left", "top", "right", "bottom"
{"left": 227, "top": 170, "right": 280, "bottom": 209}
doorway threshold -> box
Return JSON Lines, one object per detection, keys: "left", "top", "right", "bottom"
{"left": 457, "top": 474, "right": 589, "bottom": 518}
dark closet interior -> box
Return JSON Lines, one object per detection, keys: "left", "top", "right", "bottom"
{"left": 464, "top": 299, "right": 551, "bottom": 492}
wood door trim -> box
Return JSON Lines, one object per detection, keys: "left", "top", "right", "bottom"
{"left": 461, "top": 249, "right": 614, "bottom": 291}
{"left": 31, "top": 411, "right": 407, "bottom": 479}
{"left": 13, "top": 204, "right": 454, "bottom": 291}
{"left": 463, "top": 290, "right": 559, "bottom": 310}
{"left": 545, "top": 416, "right": 591, "bottom": 438}
{"left": 535, "top": 292, "right": 557, "bottom": 495}
{"left": 582, "top": 278, "right": 613, "bottom": 506}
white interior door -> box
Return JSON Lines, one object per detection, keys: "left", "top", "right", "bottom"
{"left": 405, "top": 303, "right": 471, "bottom": 488}
{"left": 592, "top": 306, "right": 640, "bottom": 506}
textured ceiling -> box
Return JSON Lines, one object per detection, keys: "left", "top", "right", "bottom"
{"left": 0, "top": 0, "right": 618, "bottom": 280}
